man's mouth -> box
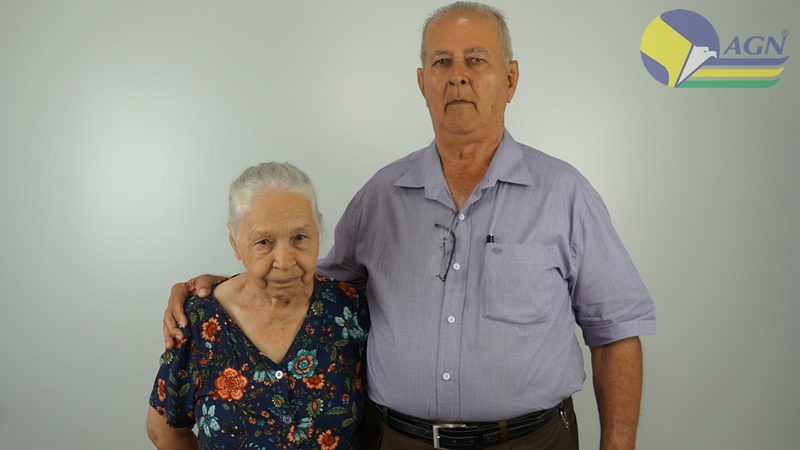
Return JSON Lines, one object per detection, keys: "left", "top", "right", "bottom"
{"left": 446, "top": 100, "right": 474, "bottom": 109}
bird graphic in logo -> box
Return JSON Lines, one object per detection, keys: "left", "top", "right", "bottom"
{"left": 640, "top": 9, "right": 719, "bottom": 87}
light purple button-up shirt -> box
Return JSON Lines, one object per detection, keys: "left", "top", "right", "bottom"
{"left": 318, "top": 130, "right": 656, "bottom": 421}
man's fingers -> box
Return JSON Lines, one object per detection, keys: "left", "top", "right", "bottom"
{"left": 169, "top": 282, "right": 191, "bottom": 327}
{"left": 162, "top": 275, "right": 224, "bottom": 349}
{"left": 195, "top": 274, "right": 218, "bottom": 298}
{"left": 162, "top": 316, "right": 184, "bottom": 350}
{"left": 163, "top": 282, "right": 191, "bottom": 349}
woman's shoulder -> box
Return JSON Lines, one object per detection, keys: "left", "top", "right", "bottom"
{"left": 184, "top": 294, "right": 228, "bottom": 330}
{"left": 313, "top": 273, "right": 361, "bottom": 303}
{"left": 312, "top": 273, "right": 369, "bottom": 335}
{"left": 183, "top": 277, "right": 234, "bottom": 324}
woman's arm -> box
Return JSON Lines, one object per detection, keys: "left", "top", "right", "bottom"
{"left": 146, "top": 406, "right": 198, "bottom": 450}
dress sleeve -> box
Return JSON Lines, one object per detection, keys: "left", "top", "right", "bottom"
{"left": 149, "top": 318, "right": 198, "bottom": 428}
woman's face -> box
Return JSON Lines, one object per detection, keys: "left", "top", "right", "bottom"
{"left": 229, "top": 189, "right": 319, "bottom": 302}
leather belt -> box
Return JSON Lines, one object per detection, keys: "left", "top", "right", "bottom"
{"left": 377, "top": 402, "right": 562, "bottom": 449}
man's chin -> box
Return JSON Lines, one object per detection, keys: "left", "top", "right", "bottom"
{"left": 439, "top": 122, "right": 481, "bottom": 137}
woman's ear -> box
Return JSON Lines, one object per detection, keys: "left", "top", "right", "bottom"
{"left": 228, "top": 223, "right": 242, "bottom": 260}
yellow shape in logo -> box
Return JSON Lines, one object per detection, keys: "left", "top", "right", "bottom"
{"left": 640, "top": 16, "right": 692, "bottom": 87}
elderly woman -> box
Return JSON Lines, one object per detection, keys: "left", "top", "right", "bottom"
{"left": 146, "top": 163, "right": 368, "bottom": 450}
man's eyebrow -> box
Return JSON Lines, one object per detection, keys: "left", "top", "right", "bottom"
{"left": 430, "top": 48, "right": 488, "bottom": 60}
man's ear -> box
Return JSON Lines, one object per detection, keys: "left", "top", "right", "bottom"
{"left": 506, "top": 60, "right": 519, "bottom": 103}
{"left": 417, "top": 67, "right": 426, "bottom": 98}
{"left": 228, "top": 223, "right": 242, "bottom": 261}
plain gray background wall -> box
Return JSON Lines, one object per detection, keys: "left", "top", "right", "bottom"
{"left": 1, "top": 0, "right": 798, "bottom": 448}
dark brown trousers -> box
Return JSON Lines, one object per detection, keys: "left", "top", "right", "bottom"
{"left": 359, "top": 397, "right": 579, "bottom": 450}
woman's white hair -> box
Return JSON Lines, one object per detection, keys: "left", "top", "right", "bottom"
{"left": 228, "top": 162, "right": 323, "bottom": 239}
{"left": 420, "top": 1, "right": 513, "bottom": 67}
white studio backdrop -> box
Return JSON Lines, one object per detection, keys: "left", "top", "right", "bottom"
{"left": 0, "top": 0, "right": 798, "bottom": 448}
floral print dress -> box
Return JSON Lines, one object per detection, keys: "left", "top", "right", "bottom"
{"left": 150, "top": 273, "right": 369, "bottom": 450}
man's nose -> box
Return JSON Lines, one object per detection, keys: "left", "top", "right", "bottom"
{"left": 449, "top": 60, "right": 468, "bottom": 86}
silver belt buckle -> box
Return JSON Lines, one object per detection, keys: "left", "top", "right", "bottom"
{"left": 432, "top": 423, "right": 466, "bottom": 449}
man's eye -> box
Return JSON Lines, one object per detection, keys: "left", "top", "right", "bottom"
{"left": 256, "top": 239, "right": 271, "bottom": 245}
{"left": 468, "top": 57, "right": 484, "bottom": 63}
{"left": 295, "top": 234, "right": 308, "bottom": 241}
{"left": 434, "top": 58, "right": 449, "bottom": 65}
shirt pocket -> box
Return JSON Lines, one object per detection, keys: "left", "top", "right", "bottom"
{"left": 480, "top": 243, "right": 563, "bottom": 325}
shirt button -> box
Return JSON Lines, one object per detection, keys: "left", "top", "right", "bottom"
{"left": 453, "top": 263, "right": 460, "bottom": 270}
{"left": 275, "top": 370, "right": 284, "bottom": 379}
{"left": 447, "top": 316, "right": 455, "bottom": 324}
{"left": 282, "top": 415, "right": 292, "bottom": 424}
{"left": 442, "top": 372, "right": 451, "bottom": 380}
{"left": 458, "top": 213, "right": 465, "bottom": 220}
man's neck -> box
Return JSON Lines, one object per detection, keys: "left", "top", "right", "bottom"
{"left": 435, "top": 127, "right": 504, "bottom": 211}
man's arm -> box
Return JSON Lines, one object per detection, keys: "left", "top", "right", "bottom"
{"left": 162, "top": 275, "right": 225, "bottom": 349}
{"left": 316, "top": 189, "right": 368, "bottom": 291}
{"left": 146, "top": 406, "right": 198, "bottom": 450}
{"left": 590, "top": 336, "right": 643, "bottom": 450}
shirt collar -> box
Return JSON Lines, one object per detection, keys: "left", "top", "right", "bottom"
{"left": 394, "top": 129, "right": 534, "bottom": 191}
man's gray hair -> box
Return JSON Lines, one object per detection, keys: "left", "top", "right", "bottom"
{"left": 228, "top": 162, "right": 323, "bottom": 238}
{"left": 420, "top": 1, "right": 513, "bottom": 68}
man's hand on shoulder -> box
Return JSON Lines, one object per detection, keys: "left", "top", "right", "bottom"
{"left": 162, "top": 275, "right": 225, "bottom": 349}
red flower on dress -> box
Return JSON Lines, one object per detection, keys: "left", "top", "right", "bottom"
{"left": 286, "top": 374, "right": 296, "bottom": 390}
{"left": 303, "top": 374, "right": 325, "bottom": 390}
{"left": 317, "top": 430, "right": 340, "bottom": 450}
{"left": 214, "top": 367, "right": 249, "bottom": 400}
{"left": 157, "top": 378, "right": 166, "bottom": 401}
{"left": 288, "top": 426, "right": 304, "bottom": 442}
{"left": 201, "top": 318, "right": 221, "bottom": 342}
{"left": 338, "top": 282, "right": 358, "bottom": 300}
{"left": 354, "top": 362, "right": 365, "bottom": 392}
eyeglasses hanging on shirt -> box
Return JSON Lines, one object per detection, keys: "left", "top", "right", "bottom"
{"left": 434, "top": 213, "right": 459, "bottom": 282}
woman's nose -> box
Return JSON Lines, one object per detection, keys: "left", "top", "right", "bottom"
{"left": 272, "top": 244, "right": 295, "bottom": 269}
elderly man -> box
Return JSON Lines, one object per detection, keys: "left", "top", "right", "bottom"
{"left": 164, "top": 2, "right": 655, "bottom": 449}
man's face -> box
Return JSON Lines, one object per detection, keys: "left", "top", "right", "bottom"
{"left": 417, "top": 11, "right": 519, "bottom": 141}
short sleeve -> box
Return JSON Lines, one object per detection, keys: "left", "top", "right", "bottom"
{"left": 572, "top": 195, "right": 656, "bottom": 346}
{"left": 317, "top": 189, "right": 368, "bottom": 291}
{"left": 148, "top": 324, "right": 198, "bottom": 428}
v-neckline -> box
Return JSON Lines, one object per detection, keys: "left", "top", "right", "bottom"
{"left": 208, "top": 280, "right": 317, "bottom": 367}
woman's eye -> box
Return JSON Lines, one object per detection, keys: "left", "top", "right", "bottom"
{"left": 295, "top": 234, "right": 308, "bottom": 241}
{"left": 256, "top": 239, "right": 271, "bottom": 245}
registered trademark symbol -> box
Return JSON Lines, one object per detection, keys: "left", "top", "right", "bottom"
{"left": 783, "top": 30, "right": 789, "bottom": 37}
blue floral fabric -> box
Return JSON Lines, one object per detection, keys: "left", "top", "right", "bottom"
{"left": 149, "top": 273, "right": 369, "bottom": 449}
